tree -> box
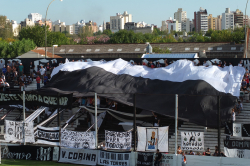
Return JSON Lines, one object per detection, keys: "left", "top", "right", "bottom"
{"left": 103, "top": 29, "right": 112, "bottom": 36}
{"left": 0, "top": 15, "right": 13, "bottom": 39}
{"left": 153, "top": 47, "right": 171, "bottom": 53}
{"left": 79, "top": 26, "right": 93, "bottom": 38}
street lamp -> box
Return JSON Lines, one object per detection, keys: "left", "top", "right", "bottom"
{"left": 53, "top": 45, "right": 58, "bottom": 58}
{"left": 45, "top": 0, "right": 63, "bottom": 59}
{"left": 245, "top": 0, "right": 249, "bottom": 58}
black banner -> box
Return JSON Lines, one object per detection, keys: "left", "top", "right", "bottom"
{"left": 225, "top": 123, "right": 250, "bottom": 137}
{"left": 137, "top": 152, "right": 154, "bottom": 166}
{"left": 0, "top": 92, "right": 73, "bottom": 108}
{"left": 2, "top": 145, "right": 56, "bottom": 161}
{"left": 224, "top": 140, "right": 250, "bottom": 149}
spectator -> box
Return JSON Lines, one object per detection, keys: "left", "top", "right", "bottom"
{"left": 245, "top": 75, "right": 249, "bottom": 88}
{"left": 0, "top": 60, "right": 4, "bottom": 73}
{"left": 44, "top": 74, "right": 48, "bottom": 86}
{"left": 238, "top": 60, "right": 243, "bottom": 67}
{"left": 232, "top": 108, "right": 236, "bottom": 123}
{"left": 7, "top": 61, "right": 12, "bottom": 68}
{"left": 52, "top": 60, "right": 57, "bottom": 68}
{"left": 156, "top": 61, "right": 161, "bottom": 68}
{"left": 223, "top": 61, "right": 227, "bottom": 67}
{"left": 235, "top": 101, "right": 243, "bottom": 114}
{"left": 36, "top": 76, "right": 41, "bottom": 89}
{"left": 30, "top": 62, "right": 34, "bottom": 79}
{"left": 189, "top": 150, "right": 195, "bottom": 155}
{"left": 213, "top": 150, "right": 220, "bottom": 156}
{"left": 181, "top": 152, "right": 187, "bottom": 166}
{"left": 59, "top": 61, "right": 63, "bottom": 66}
{"left": 2, "top": 65, "right": 6, "bottom": 75}
{"left": 218, "top": 61, "right": 222, "bottom": 67}
{"left": 154, "top": 149, "right": 162, "bottom": 166}
{"left": 45, "top": 62, "right": 51, "bottom": 78}
{"left": 203, "top": 60, "right": 207, "bottom": 66}
{"left": 1, "top": 73, "right": 5, "bottom": 82}
{"left": 164, "top": 59, "right": 168, "bottom": 67}
{"left": 6, "top": 65, "right": 12, "bottom": 77}
{"left": 246, "top": 67, "right": 249, "bottom": 74}
{"left": 242, "top": 78, "right": 247, "bottom": 88}
{"left": 152, "top": 112, "right": 160, "bottom": 127}
{"left": 18, "top": 63, "right": 24, "bottom": 76}
{"left": 177, "top": 146, "right": 182, "bottom": 154}
{"left": 39, "top": 66, "right": 45, "bottom": 83}
{"left": 148, "top": 61, "right": 155, "bottom": 68}
{"left": 204, "top": 148, "right": 211, "bottom": 156}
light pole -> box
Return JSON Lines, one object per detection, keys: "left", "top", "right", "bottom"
{"left": 45, "top": 0, "right": 63, "bottom": 59}
{"left": 245, "top": 0, "right": 249, "bottom": 58}
{"left": 53, "top": 45, "right": 58, "bottom": 58}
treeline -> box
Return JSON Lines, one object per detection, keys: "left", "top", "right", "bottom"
{"left": 0, "top": 38, "right": 36, "bottom": 58}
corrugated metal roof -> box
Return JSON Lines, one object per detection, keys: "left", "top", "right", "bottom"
{"left": 141, "top": 53, "right": 199, "bottom": 58}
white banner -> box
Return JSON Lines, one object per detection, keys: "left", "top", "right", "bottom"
{"left": 224, "top": 147, "right": 250, "bottom": 159}
{"left": 36, "top": 126, "right": 59, "bottom": 146}
{"left": 233, "top": 123, "right": 242, "bottom": 137}
{"left": 98, "top": 150, "right": 131, "bottom": 166}
{"left": 61, "top": 129, "right": 95, "bottom": 149}
{"left": 58, "top": 147, "right": 98, "bottom": 165}
{"left": 137, "top": 126, "right": 169, "bottom": 152}
{"left": 181, "top": 131, "right": 204, "bottom": 151}
{"left": 105, "top": 130, "right": 131, "bottom": 150}
{"left": 5, "top": 120, "right": 35, "bottom": 143}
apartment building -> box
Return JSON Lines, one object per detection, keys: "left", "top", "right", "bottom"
{"left": 194, "top": 7, "right": 208, "bottom": 33}
{"left": 110, "top": 11, "right": 132, "bottom": 33}
{"left": 222, "top": 8, "right": 234, "bottom": 30}
{"left": 36, "top": 20, "right": 52, "bottom": 30}
{"left": 182, "top": 18, "right": 190, "bottom": 33}
{"left": 234, "top": 9, "right": 243, "bottom": 28}
{"left": 208, "top": 14, "right": 216, "bottom": 30}
{"left": 174, "top": 8, "right": 187, "bottom": 22}
{"left": 20, "top": 18, "right": 35, "bottom": 29}
{"left": 28, "top": 13, "right": 42, "bottom": 23}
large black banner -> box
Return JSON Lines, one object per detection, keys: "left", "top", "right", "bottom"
{"left": 137, "top": 152, "right": 154, "bottom": 166}
{"left": 2, "top": 145, "right": 57, "bottom": 161}
{"left": 224, "top": 140, "right": 250, "bottom": 150}
{"left": 0, "top": 92, "right": 73, "bottom": 108}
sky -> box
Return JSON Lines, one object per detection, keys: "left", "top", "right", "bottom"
{"left": 1, "top": 0, "right": 250, "bottom": 27}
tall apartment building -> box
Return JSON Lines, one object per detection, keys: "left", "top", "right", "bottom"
{"left": 194, "top": 7, "right": 208, "bottom": 33}
{"left": 222, "top": 8, "right": 234, "bottom": 30}
{"left": 28, "top": 13, "right": 42, "bottom": 23}
{"left": 182, "top": 18, "right": 190, "bottom": 33}
{"left": 106, "top": 22, "right": 110, "bottom": 30}
{"left": 215, "top": 15, "right": 222, "bottom": 30}
{"left": 167, "top": 19, "right": 181, "bottom": 33}
{"left": 52, "top": 20, "right": 73, "bottom": 34}
{"left": 208, "top": 14, "right": 216, "bottom": 30}
{"left": 174, "top": 8, "right": 187, "bottom": 22}
{"left": 85, "top": 21, "right": 98, "bottom": 33}
{"left": 234, "top": 9, "right": 243, "bottom": 28}
{"left": 73, "top": 20, "right": 85, "bottom": 34}
{"left": 110, "top": 11, "right": 132, "bottom": 33}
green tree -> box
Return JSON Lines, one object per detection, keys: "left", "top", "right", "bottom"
{"left": 0, "top": 15, "right": 13, "bottom": 39}
{"left": 153, "top": 47, "right": 171, "bottom": 53}
{"left": 79, "top": 26, "right": 93, "bottom": 38}
{"left": 103, "top": 29, "right": 112, "bottom": 36}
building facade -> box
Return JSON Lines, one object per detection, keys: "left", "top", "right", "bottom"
{"left": 36, "top": 20, "right": 52, "bottom": 30}
{"left": 110, "top": 11, "right": 132, "bottom": 33}
{"left": 234, "top": 9, "right": 243, "bottom": 28}
{"left": 174, "top": 8, "right": 187, "bottom": 22}
{"left": 28, "top": 13, "right": 42, "bottom": 23}
{"left": 168, "top": 20, "right": 181, "bottom": 33}
{"left": 194, "top": 7, "right": 208, "bottom": 33}
{"left": 182, "top": 18, "right": 190, "bottom": 33}
{"left": 124, "top": 22, "right": 154, "bottom": 34}
{"left": 222, "top": 8, "right": 234, "bottom": 30}
{"left": 20, "top": 18, "right": 35, "bottom": 29}
{"left": 208, "top": 14, "right": 216, "bottom": 30}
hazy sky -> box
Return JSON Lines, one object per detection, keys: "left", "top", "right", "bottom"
{"left": 1, "top": 0, "right": 250, "bottom": 26}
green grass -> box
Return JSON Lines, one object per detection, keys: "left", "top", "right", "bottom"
{"left": 1, "top": 159, "right": 77, "bottom": 166}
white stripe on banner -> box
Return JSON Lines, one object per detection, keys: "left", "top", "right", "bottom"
{"left": 51, "top": 59, "right": 245, "bottom": 96}
{"left": 58, "top": 147, "right": 98, "bottom": 165}
{"left": 97, "top": 150, "right": 131, "bottom": 166}
{"left": 224, "top": 147, "right": 250, "bottom": 159}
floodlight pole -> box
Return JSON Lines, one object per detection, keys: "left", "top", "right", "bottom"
{"left": 175, "top": 94, "right": 178, "bottom": 155}
{"left": 133, "top": 94, "right": 136, "bottom": 151}
{"left": 23, "top": 89, "right": 26, "bottom": 145}
{"left": 217, "top": 96, "right": 221, "bottom": 154}
{"left": 95, "top": 93, "right": 98, "bottom": 149}
{"left": 245, "top": 0, "right": 249, "bottom": 58}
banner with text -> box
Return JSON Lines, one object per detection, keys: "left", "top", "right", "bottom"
{"left": 105, "top": 130, "right": 131, "bottom": 150}
{"left": 137, "top": 126, "right": 169, "bottom": 152}
{"left": 61, "top": 129, "right": 95, "bottom": 149}
{"left": 2, "top": 145, "right": 56, "bottom": 161}
{"left": 0, "top": 92, "right": 73, "bottom": 108}
{"left": 98, "top": 150, "right": 131, "bottom": 166}
{"left": 137, "top": 152, "right": 154, "bottom": 166}
{"left": 153, "top": 153, "right": 182, "bottom": 166}
{"left": 58, "top": 147, "right": 98, "bottom": 165}
{"left": 36, "top": 126, "right": 59, "bottom": 146}
{"left": 5, "top": 120, "right": 35, "bottom": 143}
{"left": 181, "top": 131, "right": 204, "bottom": 151}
